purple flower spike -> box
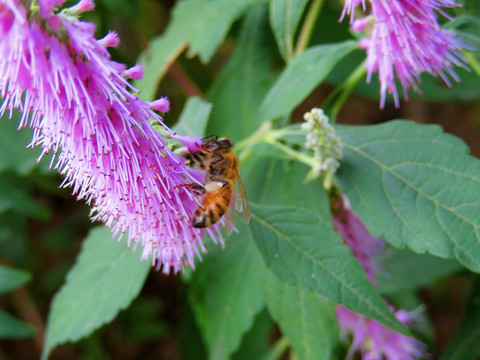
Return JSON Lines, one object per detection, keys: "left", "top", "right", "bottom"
{"left": 342, "top": 0, "right": 467, "bottom": 108}
{"left": 0, "top": 0, "right": 224, "bottom": 274}
{"left": 336, "top": 306, "right": 426, "bottom": 360}
{"left": 332, "top": 194, "right": 383, "bottom": 284}
{"left": 332, "top": 193, "right": 426, "bottom": 359}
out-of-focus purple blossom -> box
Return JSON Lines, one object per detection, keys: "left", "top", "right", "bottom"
{"left": 341, "top": 0, "right": 467, "bottom": 108}
{"left": 332, "top": 193, "right": 425, "bottom": 359}
{"left": 336, "top": 306, "right": 426, "bottom": 360}
{"left": 332, "top": 194, "right": 383, "bottom": 284}
{"left": 0, "top": 0, "right": 224, "bottom": 274}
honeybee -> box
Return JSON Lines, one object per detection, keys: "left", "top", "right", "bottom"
{"left": 191, "top": 137, "right": 250, "bottom": 232}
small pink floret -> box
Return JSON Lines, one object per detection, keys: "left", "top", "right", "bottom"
{"left": 98, "top": 31, "right": 120, "bottom": 48}
{"left": 76, "top": 0, "right": 95, "bottom": 13}
{"left": 124, "top": 64, "right": 144, "bottom": 80}
{"left": 150, "top": 97, "right": 170, "bottom": 113}
{"left": 39, "top": 0, "right": 66, "bottom": 16}
{"left": 351, "top": 17, "right": 369, "bottom": 33}
{"left": 173, "top": 135, "right": 203, "bottom": 154}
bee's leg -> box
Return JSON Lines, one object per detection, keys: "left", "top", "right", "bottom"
{"left": 176, "top": 183, "right": 205, "bottom": 195}
{"left": 210, "top": 151, "right": 224, "bottom": 164}
{"left": 190, "top": 152, "right": 206, "bottom": 169}
{"left": 191, "top": 183, "right": 206, "bottom": 194}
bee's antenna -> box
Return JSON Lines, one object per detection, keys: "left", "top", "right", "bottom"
{"left": 201, "top": 134, "right": 218, "bottom": 142}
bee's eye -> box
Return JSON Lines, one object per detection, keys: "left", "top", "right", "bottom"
{"left": 217, "top": 139, "right": 232, "bottom": 148}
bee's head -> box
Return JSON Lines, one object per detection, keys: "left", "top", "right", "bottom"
{"left": 215, "top": 137, "right": 233, "bottom": 150}
{"left": 203, "top": 137, "right": 233, "bottom": 153}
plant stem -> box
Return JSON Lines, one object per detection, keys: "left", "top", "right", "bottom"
{"left": 323, "top": 58, "right": 365, "bottom": 122}
{"left": 294, "top": 0, "right": 325, "bottom": 56}
{"left": 12, "top": 288, "right": 45, "bottom": 353}
{"left": 262, "top": 336, "right": 290, "bottom": 360}
{"left": 235, "top": 121, "right": 273, "bottom": 152}
{"left": 272, "top": 141, "right": 316, "bottom": 167}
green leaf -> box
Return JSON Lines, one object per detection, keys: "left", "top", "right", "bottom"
{"left": 241, "top": 159, "right": 330, "bottom": 221}
{"left": 189, "top": 222, "right": 267, "bottom": 360}
{"left": 269, "top": 0, "right": 309, "bottom": 61}
{"left": 0, "top": 309, "right": 36, "bottom": 339}
{"left": 136, "top": 0, "right": 265, "bottom": 100}
{"left": 0, "top": 111, "right": 45, "bottom": 175}
{"left": 377, "top": 247, "right": 464, "bottom": 295}
{"left": 207, "top": 4, "right": 278, "bottom": 140}
{"left": 336, "top": 120, "right": 480, "bottom": 272}
{"left": 0, "top": 173, "right": 51, "bottom": 219}
{"left": 179, "top": 295, "right": 208, "bottom": 360}
{"left": 249, "top": 203, "right": 407, "bottom": 334}
{"left": 0, "top": 211, "right": 28, "bottom": 265}
{"left": 264, "top": 272, "right": 338, "bottom": 360}
{"left": 440, "top": 277, "right": 480, "bottom": 360}
{"left": 185, "top": 0, "right": 266, "bottom": 62}
{"left": 173, "top": 97, "right": 212, "bottom": 137}
{"left": 42, "top": 227, "right": 150, "bottom": 360}
{"left": 0, "top": 264, "right": 31, "bottom": 295}
{"left": 232, "top": 310, "right": 272, "bottom": 360}
{"left": 135, "top": 33, "right": 186, "bottom": 100}
{"left": 257, "top": 41, "right": 357, "bottom": 122}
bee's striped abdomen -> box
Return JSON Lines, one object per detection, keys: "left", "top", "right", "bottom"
{"left": 192, "top": 184, "right": 233, "bottom": 228}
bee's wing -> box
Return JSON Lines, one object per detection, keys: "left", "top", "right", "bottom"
{"left": 234, "top": 171, "right": 250, "bottom": 224}
{"left": 224, "top": 204, "right": 238, "bottom": 236}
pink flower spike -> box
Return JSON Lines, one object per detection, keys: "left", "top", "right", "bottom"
{"left": 332, "top": 194, "right": 383, "bottom": 284}
{"left": 340, "top": 0, "right": 468, "bottom": 108}
{"left": 99, "top": 31, "right": 120, "bottom": 48}
{"left": 336, "top": 306, "right": 426, "bottom": 360}
{"left": 124, "top": 64, "right": 144, "bottom": 80}
{"left": 0, "top": 0, "right": 224, "bottom": 274}
{"left": 150, "top": 97, "right": 171, "bottom": 113}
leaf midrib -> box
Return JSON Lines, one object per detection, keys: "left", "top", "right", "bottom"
{"left": 250, "top": 209, "right": 401, "bottom": 332}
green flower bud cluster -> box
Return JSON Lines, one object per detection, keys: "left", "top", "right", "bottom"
{"left": 301, "top": 108, "right": 343, "bottom": 188}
